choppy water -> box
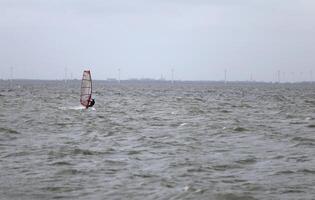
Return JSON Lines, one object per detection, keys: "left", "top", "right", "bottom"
{"left": 0, "top": 80, "right": 315, "bottom": 200}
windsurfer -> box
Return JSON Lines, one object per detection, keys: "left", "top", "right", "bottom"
{"left": 87, "top": 98, "right": 95, "bottom": 108}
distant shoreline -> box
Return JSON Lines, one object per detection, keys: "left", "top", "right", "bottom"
{"left": 0, "top": 79, "right": 314, "bottom": 84}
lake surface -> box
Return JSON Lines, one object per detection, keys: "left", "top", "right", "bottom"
{"left": 0, "top": 80, "right": 315, "bottom": 200}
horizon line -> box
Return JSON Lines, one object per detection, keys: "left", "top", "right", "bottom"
{"left": 1, "top": 78, "right": 314, "bottom": 84}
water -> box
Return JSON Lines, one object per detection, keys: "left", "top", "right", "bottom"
{"left": 1, "top": 80, "right": 315, "bottom": 200}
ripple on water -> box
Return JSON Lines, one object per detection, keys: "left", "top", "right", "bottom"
{"left": 50, "top": 161, "right": 73, "bottom": 166}
{"left": 214, "top": 193, "right": 257, "bottom": 200}
{"left": 235, "top": 157, "right": 257, "bottom": 165}
{"left": 0, "top": 127, "right": 20, "bottom": 141}
{"left": 274, "top": 170, "right": 295, "bottom": 175}
{"left": 307, "top": 124, "right": 315, "bottom": 128}
{"left": 72, "top": 148, "right": 104, "bottom": 156}
{"left": 297, "top": 169, "right": 315, "bottom": 174}
{"left": 212, "top": 164, "right": 242, "bottom": 171}
{"left": 56, "top": 168, "right": 84, "bottom": 176}
{"left": 233, "top": 127, "right": 248, "bottom": 132}
{"left": 3, "top": 151, "right": 30, "bottom": 158}
{"left": 291, "top": 136, "right": 315, "bottom": 147}
{"left": 0, "top": 127, "right": 20, "bottom": 134}
{"left": 1, "top": 81, "right": 315, "bottom": 200}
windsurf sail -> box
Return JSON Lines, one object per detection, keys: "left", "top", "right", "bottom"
{"left": 80, "top": 70, "right": 92, "bottom": 108}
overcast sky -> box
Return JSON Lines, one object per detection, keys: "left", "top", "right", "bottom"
{"left": 0, "top": 0, "right": 314, "bottom": 82}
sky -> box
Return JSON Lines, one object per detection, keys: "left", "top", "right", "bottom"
{"left": 0, "top": 0, "right": 314, "bottom": 82}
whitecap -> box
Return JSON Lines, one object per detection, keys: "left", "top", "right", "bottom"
{"left": 58, "top": 105, "right": 86, "bottom": 110}
{"left": 179, "top": 123, "right": 187, "bottom": 127}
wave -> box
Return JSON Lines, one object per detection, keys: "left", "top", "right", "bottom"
{"left": 0, "top": 127, "right": 20, "bottom": 134}
{"left": 58, "top": 105, "right": 96, "bottom": 111}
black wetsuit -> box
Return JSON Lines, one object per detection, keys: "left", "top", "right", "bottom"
{"left": 88, "top": 99, "right": 95, "bottom": 107}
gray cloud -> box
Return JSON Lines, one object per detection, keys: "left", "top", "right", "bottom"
{"left": 0, "top": 0, "right": 314, "bottom": 81}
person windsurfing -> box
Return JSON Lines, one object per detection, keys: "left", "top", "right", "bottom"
{"left": 80, "top": 70, "right": 94, "bottom": 109}
{"left": 87, "top": 98, "right": 95, "bottom": 108}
